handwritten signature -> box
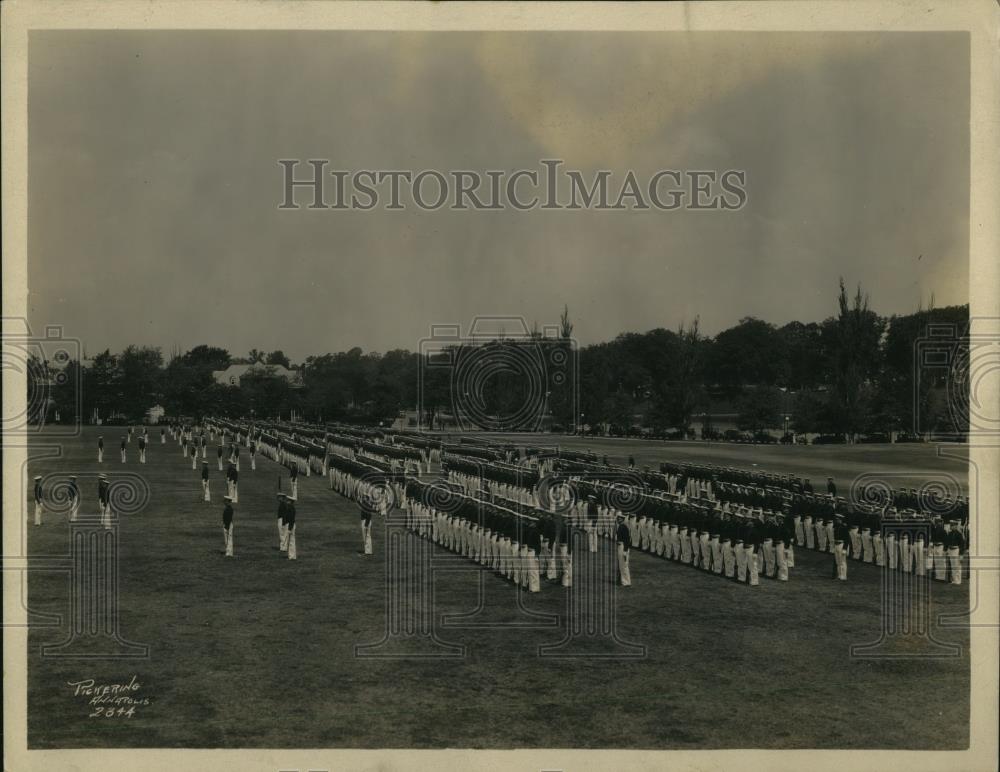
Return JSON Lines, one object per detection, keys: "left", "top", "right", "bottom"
{"left": 66, "top": 676, "right": 151, "bottom": 718}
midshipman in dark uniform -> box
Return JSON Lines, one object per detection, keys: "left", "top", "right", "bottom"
{"left": 201, "top": 462, "right": 211, "bottom": 502}
{"left": 275, "top": 493, "right": 286, "bottom": 549}
{"left": 120, "top": 435, "right": 127, "bottom": 464}
{"left": 613, "top": 513, "right": 631, "bottom": 586}
{"left": 98, "top": 473, "right": 111, "bottom": 529}
{"left": 217, "top": 444, "right": 224, "bottom": 472}
{"left": 33, "top": 475, "right": 43, "bottom": 526}
{"left": 222, "top": 495, "right": 234, "bottom": 557}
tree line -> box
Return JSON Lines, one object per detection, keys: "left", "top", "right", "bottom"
{"left": 34, "top": 281, "right": 969, "bottom": 441}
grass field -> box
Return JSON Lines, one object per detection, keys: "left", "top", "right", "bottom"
{"left": 23, "top": 427, "right": 970, "bottom": 749}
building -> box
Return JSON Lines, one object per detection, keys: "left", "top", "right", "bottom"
{"left": 212, "top": 363, "right": 302, "bottom": 388}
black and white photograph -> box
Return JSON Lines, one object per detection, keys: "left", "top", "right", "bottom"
{"left": 3, "top": 2, "right": 998, "bottom": 772}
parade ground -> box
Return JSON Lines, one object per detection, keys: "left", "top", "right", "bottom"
{"left": 24, "top": 427, "right": 971, "bottom": 749}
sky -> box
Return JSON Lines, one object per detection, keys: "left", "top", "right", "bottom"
{"left": 27, "top": 31, "right": 969, "bottom": 362}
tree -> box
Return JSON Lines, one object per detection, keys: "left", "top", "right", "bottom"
{"left": 735, "top": 386, "right": 782, "bottom": 434}
{"left": 777, "top": 321, "right": 828, "bottom": 390}
{"left": 706, "top": 317, "right": 786, "bottom": 394}
{"left": 879, "top": 305, "right": 969, "bottom": 437}
{"left": 560, "top": 305, "right": 574, "bottom": 339}
{"left": 86, "top": 349, "right": 120, "bottom": 421}
{"left": 792, "top": 390, "right": 831, "bottom": 435}
{"left": 829, "top": 279, "right": 885, "bottom": 441}
{"left": 248, "top": 348, "right": 264, "bottom": 364}
{"left": 604, "top": 391, "right": 635, "bottom": 431}
{"left": 661, "top": 319, "right": 706, "bottom": 433}
{"left": 117, "top": 345, "right": 163, "bottom": 420}
{"left": 265, "top": 350, "right": 291, "bottom": 368}
{"left": 182, "top": 345, "right": 230, "bottom": 372}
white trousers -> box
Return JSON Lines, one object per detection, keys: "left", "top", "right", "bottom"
{"left": 617, "top": 544, "right": 631, "bottom": 586}
{"left": 948, "top": 547, "right": 962, "bottom": 584}
{"left": 224, "top": 525, "right": 234, "bottom": 556}
{"left": 203, "top": 480, "right": 210, "bottom": 502}
{"left": 34, "top": 502, "right": 42, "bottom": 526}
{"left": 834, "top": 541, "right": 848, "bottom": 580}
{"left": 933, "top": 544, "right": 947, "bottom": 580}
{"left": 361, "top": 521, "right": 373, "bottom": 554}
{"left": 288, "top": 528, "right": 297, "bottom": 560}
{"left": 526, "top": 548, "right": 540, "bottom": 592}
{"left": 559, "top": 545, "right": 572, "bottom": 587}
{"left": 746, "top": 547, "right": 759, "bottom": 586}
{"left": 913, "top": 540, "right": 926, "bottom": 576}
{"left": 861, "top": 530, "right": 873, "bottom": 562}
{"left": 723, "top": 541, "right": 736, "bottom": 577}
{"left": 775, "top": 541, "right": 789, "bottom": 581}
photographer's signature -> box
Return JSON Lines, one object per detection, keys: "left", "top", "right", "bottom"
{"left": 66, "top": 675, "right": 151, "bottom": 718}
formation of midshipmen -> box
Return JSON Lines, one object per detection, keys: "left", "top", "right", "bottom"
{"left": 31, "top": 417, "right": 970, "bottom": 591}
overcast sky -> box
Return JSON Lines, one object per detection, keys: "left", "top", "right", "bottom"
{"left": 28, "top": 31, "right": 968, "bottom": 361}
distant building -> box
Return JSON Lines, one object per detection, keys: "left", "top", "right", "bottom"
{"left": 145, "top": 405, "right": 166, "bottom": 424}
{"left": 212, "top": 363, "right": 302, "bottom": 388}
